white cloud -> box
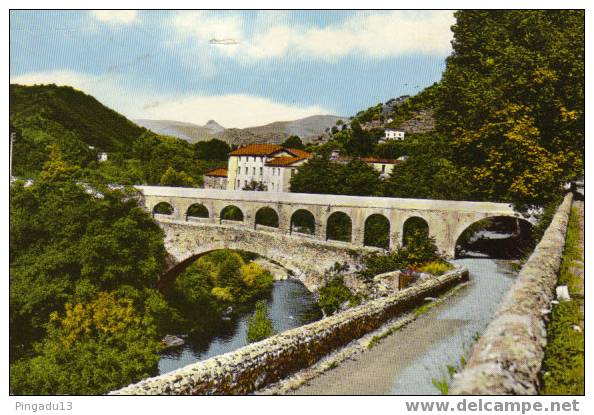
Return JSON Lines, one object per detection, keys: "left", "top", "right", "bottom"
{"left": 170, "top": 10, "right": 455, "bottom": 61}
{"left": 90, "top": 10, "right": 139, "bottom": 25}
{"left": 10, "top": 70, "right": 331, "bottom": 128}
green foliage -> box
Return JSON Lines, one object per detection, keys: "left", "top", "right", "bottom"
{"left": 282, "top": 135, "right": 305, "bottom": 149}
{"left": 221, "top": 205, "right": 244, "bottom": 221}
{"left": 326, "top": 212, "right": 352, "bottom": 242}
{"left": 193, "top": 139, "right": 231, "bottom": 161}
{"left": 417, "top": 261, "right": 454, "bottom": 276}
{"left": 153, "top": 202, "right": 174, "bottom": 215}
{"left": 541, "top": 207, "right": 583, "bottom": 395}
{"left": 246, "top": 300, "right": 275, "bottom": 343}
{"left": 159, "top": 166, "right": 196, "bottom": 187}
{"left": 435, "top": 10, "right": 584, "bottom": 208}
{"left": 10, "top": 84, "right": 219, "bottom": 186}
{"left": 187, "top": 203, "right": 209, "bottom": 218}
{"left": 165, "top": 250, "right": 274, "bottom": 337}
{"left": 359, "top": 231, "right": 441, "bottom": 282}
{"left": 255, "top": 207, "right": 279, "bottom": 227}
{"left": 10, "top": 155, "right": 167, "bottom": 365}
{"left": 318, "top": 276, "right": 360, "bottom": 316}
{"left": 381, "top": 133, "right": 472, "bottom": 200}
{"left": 290, "top": 157, "right": 381, "bottom": 196}
{"left": 10, "top": 84, "right": 143, "bottom": 177}
{"left": 364, "top": 214, "right": 390, "bottom": 249}
{"left": 242, "top": 179, "right": 267, "bottom": 191}
{"left": 10, "top": 292, "right": 161, "bottom": 395}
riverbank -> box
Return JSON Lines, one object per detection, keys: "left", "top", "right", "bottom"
{"left": 276, "top": 259, "right": 517, "bottom": 395}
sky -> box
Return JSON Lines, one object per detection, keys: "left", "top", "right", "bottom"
{"left": 10, "top": 10, "right": 455, "bottom": 128}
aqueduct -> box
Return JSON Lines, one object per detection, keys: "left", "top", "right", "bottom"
{"left": 138, "top": 186, "right": 529, "bottom": 290}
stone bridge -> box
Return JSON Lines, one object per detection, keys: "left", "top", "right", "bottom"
{"left": 138, "top": 186, "right": 527, "bottom": 290}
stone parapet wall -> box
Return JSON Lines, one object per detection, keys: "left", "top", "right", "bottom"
{"left": 111, "top": 267, "right": 468, "bottom": 395}
{"left": 450, "top": 193, "right": 574, "bottom": 395}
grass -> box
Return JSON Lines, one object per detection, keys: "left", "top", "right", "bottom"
{"left": 540, "top": 207, "right": 584, "bottom": 395}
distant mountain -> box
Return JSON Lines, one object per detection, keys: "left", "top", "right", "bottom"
{"left": 135, "top": 114, "right": 346, "bottom": 146}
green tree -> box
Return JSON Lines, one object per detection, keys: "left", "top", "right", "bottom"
{"left": 193, "top": 139, "right": 231, "bottom": 161}
{"left": 246, "top": 300, "right": 274, "bottom": 343}
{"left": 10, "top": 154, "right": 167, "bottom": 362}
{"left": 10, "top": 292, "right": 161, "bottom": 395}
{"left": 159, "top": 166, "right": 196, "bottom": 187}
{"left": 435, "top": 10, "right": 584, "bottom": 207}
{"left": 282, "top": 135, "right": 305, "bottom": 149}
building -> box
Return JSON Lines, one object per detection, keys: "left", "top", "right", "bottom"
{"left": 98, "top": 151, "right": 108, "bottom": 162}
{"left": 203, "top": 167, "right": 228, "bottom": 190}
{"left": 329, "top": 150, "right": 401, "bottom": 179}
{"left": 226, "top": 144, "right": 312, "bottom": 192}
{"left": 382, "top": 129, "right": 405, "bottom": 142}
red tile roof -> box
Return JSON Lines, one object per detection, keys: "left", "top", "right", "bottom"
{"left": 204, "top": 167, "right": 228, "bottom": 177}
{"left": 229, "top": 144, "right": 284, "bottom": 156}
{"left": 265, "top": 156, "right": 305, "bottom": 167}
{"left": 286, "top": 148, "right": 311, "bottom": 158}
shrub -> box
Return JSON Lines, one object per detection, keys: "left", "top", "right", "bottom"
{"left": 246, "top": 300, "right": 275, "bottom": 343}
{"left": 318, "top": 277, "right": 360, "bottom": 316}
{"left": 417, "top": 261, "right": 453, "bottom": 276}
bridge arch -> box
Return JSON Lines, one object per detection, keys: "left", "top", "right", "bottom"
{"left": 402, "top": 216, "right": 429, "bottom": 246}
{"left": 186, "top": 203, "right": 209, "bottom": 219}
{"left": 454, "top": 215, "right": 534, "bottom": 259}
{"left": 290, "top": 209, "right": 315, "bottom": 235}
{"left": 364, "top": 213, "right": 390, "bottom": 249}
{"left": 220, "top": 205, "right": 244, "bottom": 222}
{"left": 326, "top": 211, "right": 352, "bottom": 242}
{"left": 255, "top": 206, "right": 279, "bottom": 228}
{"left": 153, "top": 201, "right": 174, "bottom": 216}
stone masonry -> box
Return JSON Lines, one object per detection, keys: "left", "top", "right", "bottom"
{"left": 450, "top": 193, "right": 574, "bottom": 395}
{"left": 111, "top": 266, "right": 468, "bottom": 395}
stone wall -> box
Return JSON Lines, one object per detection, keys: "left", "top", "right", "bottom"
{"left": 111, "top": 267, "right": 468, "bottom": 395}
{"left": 450, "top": 193, "right": 573, "bottom": 395}
{"left": 156, "top": 219, "right": 377, "bottom": 292}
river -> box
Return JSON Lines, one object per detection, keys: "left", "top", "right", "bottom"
{"left": 158, "top": 279, "right": 321, "bottom": 375}
{"left": 288, "top": 258, "right": 518, "bottom": 395}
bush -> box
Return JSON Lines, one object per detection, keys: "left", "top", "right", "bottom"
{"left": 246, "top": 300, "right": 275, "bottom": 343}
{"left": 359, "top": 231, "right": 441, "bottom": 281}
{"left": 417, "top": 261, "right": 453, "bottom": 276}
{"left": 318, "top": 277, "right": 360, "bottom": 316}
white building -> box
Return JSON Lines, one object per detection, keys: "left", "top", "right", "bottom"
{"left": 226, "top": 144, "right": 311, "bottom": 192}
{"left": 382, "top": 129, "right": 405, "bottom": 142}
{"left": 203, "top": 167, "right": 228, "bottom": 190}
{"left": 98, "top": 151, "right": 108, "bottom": 162}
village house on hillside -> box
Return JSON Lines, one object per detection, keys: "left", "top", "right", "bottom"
{"left": 329, "top": 150, "right": 402, "bottom": 178}
{"left": 213, "top": 144, "right": 312, "bottom": 192}
{"left": 203, "top": 167, "right": 228, "bottom": 189}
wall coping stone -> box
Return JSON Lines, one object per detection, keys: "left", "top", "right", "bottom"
{"left": 111, "top": 266, "right": 468, "bottom": 395}
{"left": 449, "top": 193, "right": 574, "bottom": 395}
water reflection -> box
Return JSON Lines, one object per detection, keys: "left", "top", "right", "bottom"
{"left": 158, "top": 279, "right": 321, "bottom": 375}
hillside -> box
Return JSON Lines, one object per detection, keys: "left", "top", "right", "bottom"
{"left": 10, "top": 83, "right": 145, "bottom": 177}
{"left": 136, "top": 114, "right": 346, "bottom": 146}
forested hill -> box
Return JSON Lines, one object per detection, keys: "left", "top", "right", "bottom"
{"left": 10, "top": 84, "right": 146, "bottom": 177}
{"left": 10, "top": 84, "right": 225, "bottom": 184}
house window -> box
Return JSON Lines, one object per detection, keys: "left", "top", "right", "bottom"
{"left": 260, "top": 167, "right": 263, "bottom": 175}
{"left": 253, "top": 167, "right": 256, "bottom": 175}
{"left": 245, "top": 167, "right": 248, "bottom": 174}
{"left": 237, "top": 180, "right": 240, "bottom": 188}
{"left": 381, "top": 164, "right": 386, "bottom": 173}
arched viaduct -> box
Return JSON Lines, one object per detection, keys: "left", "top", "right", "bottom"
{"left": 137, "top": 186, "right": 529, "bottom": 290}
